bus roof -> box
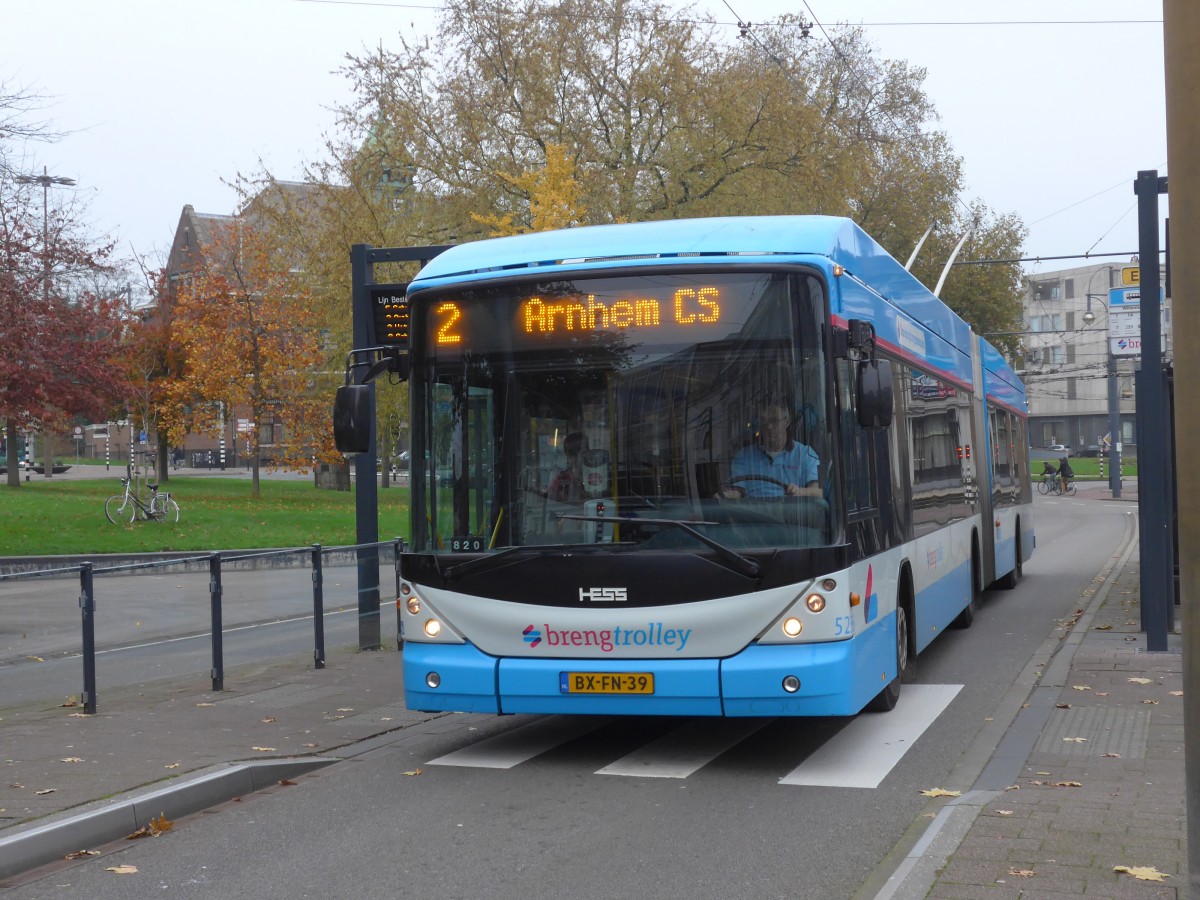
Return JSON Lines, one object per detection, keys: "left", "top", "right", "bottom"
{"left": 415, "top": 215, "right": 906, "bottom": 287}
{"left": 409, "top": 215, "right": 1024, "bottom": 409}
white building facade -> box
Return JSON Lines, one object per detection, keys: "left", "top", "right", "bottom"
{"left": 1017, "top": 261, "right": 1167, "bottom": 456}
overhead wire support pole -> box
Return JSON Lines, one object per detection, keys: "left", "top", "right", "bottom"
{"left": 1134, "top": 170, "right": 1171, "bottom": 651}
{"left": 350, "top": 243, "right": 382, "bottom": 651}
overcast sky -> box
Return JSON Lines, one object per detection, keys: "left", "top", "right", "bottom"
{"left": 0, "top": 0, "right": 1167, "bottom": 280}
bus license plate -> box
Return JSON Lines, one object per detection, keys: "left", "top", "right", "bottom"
{"left": 560, "top": 672, "right": 654, "bottom": 694}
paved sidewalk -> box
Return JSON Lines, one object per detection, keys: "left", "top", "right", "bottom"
{"left": 893, "top": 539, "right": 1187, "bottom": 899}
{"left": 0, "top": 644, "right": 449, "bottom": 883}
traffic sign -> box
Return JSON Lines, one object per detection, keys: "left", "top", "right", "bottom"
{"left": 1121, "top": 266, "right": 1140, "bottom": 286}
{"left": 1109, "top": 286, "right": 1163, "bottom": 307}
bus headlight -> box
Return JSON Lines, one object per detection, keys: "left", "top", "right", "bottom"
{"left": 782, "top": 617, "right": 803, "bottom": 637}
{"left": 805, "top": 593, "right": 827, "bottom": 613}
{"left": 426, "top": 672, "right": 441, "bottom": 689}
{"left": 782, "top": 675, "right": 801, "bottom": 693}
{"left": 424, "top": 619, "right": 442, "bottom": 638}
{"left": 406, "top": 596, "right": 421, "bottom": 614}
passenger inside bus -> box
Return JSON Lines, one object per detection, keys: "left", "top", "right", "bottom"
{"left": 549, "top": 431, "right": 588, "bottom": 502}
{"left": 720, "top": 402, "right": 822, "bottom": 499}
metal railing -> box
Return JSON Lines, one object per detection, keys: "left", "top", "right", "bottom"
{"left": 0, "top": 539, "right": 406, "bottom": 714}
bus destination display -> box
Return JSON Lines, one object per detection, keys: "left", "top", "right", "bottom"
{"left": 426, "top": 281, "right": 733, "bottom": 353}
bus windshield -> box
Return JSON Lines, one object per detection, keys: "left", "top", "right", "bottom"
{"left": 411, "top": 269, "right": 833, "bottom": 554}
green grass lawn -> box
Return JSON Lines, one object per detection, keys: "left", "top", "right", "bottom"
{"left": 0, "top": 477, "right": 410, "bottom": 557}
{"left": 1039, "top": 456, "right": 1138, "bottom": 480}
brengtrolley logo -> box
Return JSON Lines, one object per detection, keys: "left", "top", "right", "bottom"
{"left": 520, "top": 622, "right": 693, "bottom": 653}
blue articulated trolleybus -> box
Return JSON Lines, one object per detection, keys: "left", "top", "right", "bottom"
{"left": 335, "top": 215, "right": 1034, "bottom": 717}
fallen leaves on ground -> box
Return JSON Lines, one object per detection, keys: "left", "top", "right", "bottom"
{"left": 1062, "top": 737, "right": 1088, "bottom": 743}
{"left": 260, "top": 716, "right": 276, "bottom": 724}
{"left": 278, "top": 779, "right": 298, "bottom": 786}
{"left": 1029, "top": 780, "right": 1082, "bottom": 787}
{"left": 1072, "top": 685, "right": 1091, "bottom": 691}
{"left": 195, "top": 702, "right": 214, "bottom": 708}
{"left": 105, "top": 865, "right": 138, "bottom": 874}
{"left": 251, "top": 746, "right": 276, "bottom": 752}
{"left": 60, "top": 757, "right": 84, "bottom": 763}
{"left": 126, "top": 814, "right": 173, "bottom": 839}
{"left": 59, "top": 697, "right": 78, "bottom": 708}
{"left": 1170, "top": 690, "right": 1183, "bottom": 696}
{"left": 64, "top": 849, "right": 100, "bottom": 860}
{"left": 34, "top": 788, "right": 56, "bottom": 795}
{"left": 1113, "top": 865, "right": 1170, "bottom": 882}
{"left": 1008, "top": 868, "right": 1035, "bottom": 877}
{"left": 165, "top": 763, "right": 180, "bottom": 769}
{"left": 919, "top": 788, "right": 960, "bottom": 798}
{"left": 1127, "top": 677, "right": 1153, "bottom": 685}
{"left": 402, "top": 769, "right": 423, "bottom": 777}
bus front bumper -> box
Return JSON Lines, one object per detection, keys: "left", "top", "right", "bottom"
{"left": 402, "top": 621, "right": 894, "bottom": 718}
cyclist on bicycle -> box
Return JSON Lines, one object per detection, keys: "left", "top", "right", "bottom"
{"left": 1058, "top": 455, "right": 1074, "bottom": 495}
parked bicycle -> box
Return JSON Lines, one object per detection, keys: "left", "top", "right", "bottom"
{"left": 104, "top": 474, "right": 181, "bottom": 524}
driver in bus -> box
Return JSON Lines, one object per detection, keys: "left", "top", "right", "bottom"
{"left": 721, "top": 403, "right": 822, "bottom": 499}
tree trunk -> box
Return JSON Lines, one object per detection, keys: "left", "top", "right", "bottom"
{"left": 5, "top": 420, "right": 20, "bottom": 488}
{"left": 42, "top": 430, "right": 53, "bottom": 479}
{"left": 156, "top": 430, "right": 169, "bottom": 484}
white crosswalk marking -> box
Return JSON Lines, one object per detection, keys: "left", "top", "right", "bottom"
{"left": 779, "top": 684, "right": 962, "bottom": 788}
{"left": 427, "top": 716, "right": 613, "bottom": 769}
{"left": 426, "top": 684, "right": 962, "bottom": 786}
{"left": 596, "top": 718, "right": 772, "bottom": 779}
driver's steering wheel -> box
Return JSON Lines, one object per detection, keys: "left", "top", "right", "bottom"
{"left": 727, "top": 474, "right": 790, "bottom": 495}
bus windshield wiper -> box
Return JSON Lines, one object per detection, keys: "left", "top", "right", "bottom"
{"left": 441, "top": 546, "right": 533, "bottom": 582}
{"left": 441, "top": 543, "right": 612, "bottom": 582}
{"left": 558, "top": 515, "right": 762, "bottom": 579}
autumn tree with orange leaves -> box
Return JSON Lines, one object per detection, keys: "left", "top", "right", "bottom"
{"left": 166, "top": 219, "right": 334, "bottom": 498}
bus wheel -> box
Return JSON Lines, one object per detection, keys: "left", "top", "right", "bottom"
{"left": 953, "top": 548, "right": 981, "bottom": 628}
{"left": 995, "top": 526, "right": 1023, "bottom": 590}
{"left": 866, "top": 603, "right": 909, "bottom": 713}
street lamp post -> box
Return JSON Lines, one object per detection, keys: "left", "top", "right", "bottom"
{"left": 1084, "top": 290, "right": 1122, "bottom": 499}
{"left": 14, "top": 166, "right": 76, "bottom": 479}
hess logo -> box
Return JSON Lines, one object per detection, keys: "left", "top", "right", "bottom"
{"left": 578, "top": 587, "right": 627, "bottom": 603}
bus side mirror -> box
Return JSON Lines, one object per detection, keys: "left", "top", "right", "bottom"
{"left": 333, "top": 384, "right": 372, "bottom": 454}
{"left": 856, "top": 359, "right": 894, "bottom": 428}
